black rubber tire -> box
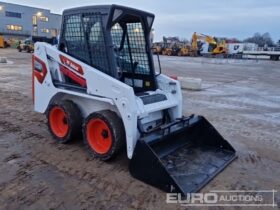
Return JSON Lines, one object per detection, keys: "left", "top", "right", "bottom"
{"left": 83, "top": 110, "right": 125, "bottom": 161}
{"left": 271, "top": 55, "right": 279, "bottom": 61}
{"left": 47, "top": 100, "right": 82, "bottom": 143}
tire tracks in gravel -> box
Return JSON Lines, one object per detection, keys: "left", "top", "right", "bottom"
{"left": 0, "top": 89, "right": 169, "bottom": 210}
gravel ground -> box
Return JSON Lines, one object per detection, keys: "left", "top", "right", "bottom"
{"left": 0, "top": 48, "right": 279, "bottom": 210}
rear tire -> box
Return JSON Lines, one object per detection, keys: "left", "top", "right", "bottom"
{"left": 83, "top": 110, "right": 125, "bottom": 161}
{"left": 47, "top": 100, "right": 82, "bottom": 143}
{"left": 270, "top": 55, "right": 279, "bottom": 61}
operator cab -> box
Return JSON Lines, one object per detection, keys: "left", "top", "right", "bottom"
{"left": 58, "top": 5, "right": 157, "bottom": 93}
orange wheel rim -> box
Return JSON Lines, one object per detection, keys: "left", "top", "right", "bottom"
{"left": 87, "top": 119, "right": 112, "bottom": 154}
{"left": 49, "top": 107, "right": 69, "bottom": 138}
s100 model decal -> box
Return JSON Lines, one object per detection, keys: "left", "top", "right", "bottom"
{"left": 59, "top": 55, "right": 84, "bottom": 75}
{"left": 59, "top": 55, "right": 87, "bottom": 88}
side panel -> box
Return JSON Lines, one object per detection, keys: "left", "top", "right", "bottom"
{"left": 84, "top": 70, "right": 138, "bottom": 159}
{"left": 33, "top": 44, "right": 58, "bottom": 113}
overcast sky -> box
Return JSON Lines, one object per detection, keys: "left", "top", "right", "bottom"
{"left": 3, "top": 0, "right": 280, "bottom": 42}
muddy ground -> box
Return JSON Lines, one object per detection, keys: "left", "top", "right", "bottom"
{"left": 0, "top": 49, "right": 279, "bottom": 210}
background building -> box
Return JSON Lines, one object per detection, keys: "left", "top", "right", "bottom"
{"left": 0, "top": 1, "right": 61, "bottom": 40}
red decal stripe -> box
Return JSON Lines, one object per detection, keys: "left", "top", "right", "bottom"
{"left": 33, "top": 55, "right": 48, "bottom": 84}
{"left": 60, "top": 65, "right": 87, "bottom": 87}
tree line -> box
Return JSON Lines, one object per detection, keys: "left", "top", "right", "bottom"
{"left": 243, "top": 33, "right": 278, "bottom": 47}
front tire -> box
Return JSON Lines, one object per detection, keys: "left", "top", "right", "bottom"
{"left": 47, "top": 100, "right": 82, "bottom": 143}
{"left": 83, "top": 110, "right": 125, "bottom": 161}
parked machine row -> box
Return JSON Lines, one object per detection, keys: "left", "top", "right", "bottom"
{"left": 152, "top": 33, "right": 227, "bottom": 57}
{"left": 152, "top": 33, "right": 280, "bottom": 61}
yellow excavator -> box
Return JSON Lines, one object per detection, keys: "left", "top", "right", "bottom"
{"left": 191, "top": 32, "right": 227, "bottom": 56}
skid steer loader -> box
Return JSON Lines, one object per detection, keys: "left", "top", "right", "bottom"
{"left": 33, "top": 5, "right": 236, "bottom": 195}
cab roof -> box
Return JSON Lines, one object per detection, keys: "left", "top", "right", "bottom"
{"left": 63, "top": 4, "right": 154, "bottom": 18}
{"left": 62, "top": 4, "right": 155, "bottom": 30}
